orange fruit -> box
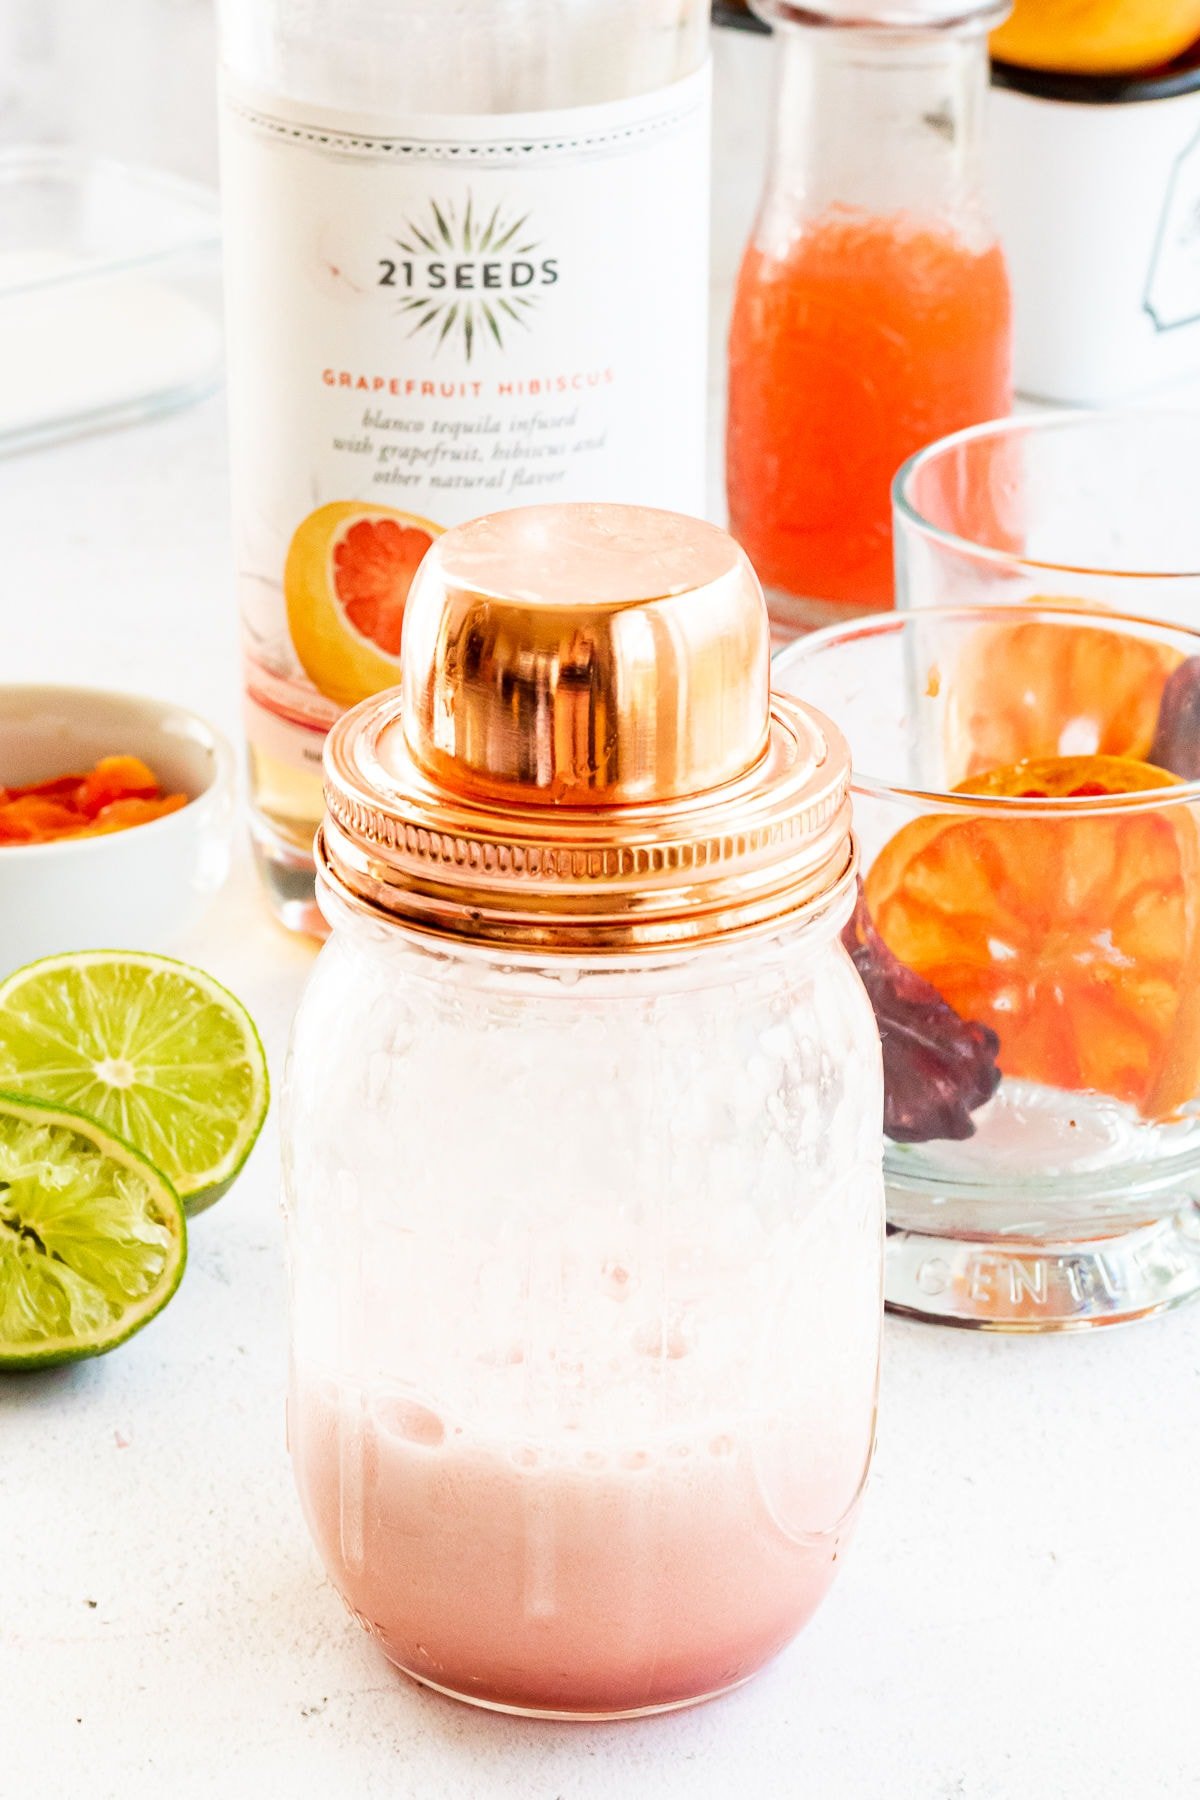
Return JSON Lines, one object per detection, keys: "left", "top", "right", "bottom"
{"left": 992, "top": 0, "right": 1200, "bottom": 75}
{"left": 284, "top": 501, "right": 441, "bottom": 708}
{"left": 944, "top": 618, "right": 1182, "bottom": 786}
{"left": 864, "top": 754, "right": 1200, "bottom": 1117}
{"left": 962, "top": 754, "right": 1183, "bottom": 801}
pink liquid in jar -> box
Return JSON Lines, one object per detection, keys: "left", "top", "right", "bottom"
{"left": 291, "top": 1376, "right": 870, "bottom": 1718}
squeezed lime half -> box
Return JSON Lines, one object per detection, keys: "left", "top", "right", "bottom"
{"left": 0, "top": 1092, "right": 185, "bottom": 1367}
{"left": 0, "top": 952, "right": 269, "bottom": 1215}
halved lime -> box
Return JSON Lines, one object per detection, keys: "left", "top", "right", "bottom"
{"left": 0, "top": 952, "right": 269, "bottom": 1215}
{"left": 0, "top": 1092, "right": 185, "bottom": 1367}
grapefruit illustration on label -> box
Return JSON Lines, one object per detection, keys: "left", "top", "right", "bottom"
{"left": 284, "top": 501, "right": 441, "bottom": 708}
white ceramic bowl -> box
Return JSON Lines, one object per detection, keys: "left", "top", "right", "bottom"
{"left": 0, "top": 686, "right": 235, "bottom": 975}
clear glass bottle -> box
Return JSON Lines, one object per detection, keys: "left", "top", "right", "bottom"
{"left": 216, "top": 0, "right": 712, "bottom": 935}
{"left": 726, "top": 0, "right": 1012, "bottom": 635}
{"left": 282, "top": 502, "right": 885, "bottom": 1717}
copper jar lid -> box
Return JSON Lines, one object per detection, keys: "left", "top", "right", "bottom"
{"left": 319, "top": 503, "right": 854, "bottom": 952}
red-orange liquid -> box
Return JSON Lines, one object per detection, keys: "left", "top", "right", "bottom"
{"left": 726, "top": 206, "right": 1012, "bottom": 616}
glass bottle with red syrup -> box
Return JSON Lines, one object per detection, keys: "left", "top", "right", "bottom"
{"left": 727, "top": 0, "right": 1013, "bottom": 634}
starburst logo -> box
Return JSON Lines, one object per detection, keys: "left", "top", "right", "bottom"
{"left": 377, "top": 194, "right": 560, "bottom": 361}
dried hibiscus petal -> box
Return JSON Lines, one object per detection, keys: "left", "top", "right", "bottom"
{"left": 1149, "top": 656, "right": 1200, "bottom": 779}
{"left": 842, "top": 883, "right": 1001, "bottom": 1144}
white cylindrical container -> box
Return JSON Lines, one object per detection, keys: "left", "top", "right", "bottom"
{"left": 990, "top": 55, "right": 1200, "bottom": 405}
{"left": 282, "top": 502, "right": 885, "bottom": 1718}
{"left": 216, "top": 0, "right": 712, "bottom": 933}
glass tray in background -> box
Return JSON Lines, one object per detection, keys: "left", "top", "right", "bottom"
{"left": 0, "top": 147, "right": 223, "bottom": 454}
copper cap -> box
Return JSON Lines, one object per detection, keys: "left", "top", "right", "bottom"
{"left": 400, "top": 504, "right": 770, "bottom": 807}
{"left": 320, "top": 503, "right": 853, "bottom": 952}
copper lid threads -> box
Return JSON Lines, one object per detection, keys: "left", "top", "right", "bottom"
{"left": 319, "top": 503, "right": 854, "bottom": 952}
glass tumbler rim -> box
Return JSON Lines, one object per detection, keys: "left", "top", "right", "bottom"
{"left": 772, "top": 600, "right": 1200, "bottom": 815}
{"left": 892, "top": 408, "right": 1200, "bottom": 582}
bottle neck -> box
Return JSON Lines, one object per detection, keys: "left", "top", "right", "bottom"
{"left": 757, "top": 22, "right": 994, "bottom": 244}
{"left": 219, "top": 0, "right": 709, "bottom": 114}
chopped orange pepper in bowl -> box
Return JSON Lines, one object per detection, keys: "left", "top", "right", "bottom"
{"left": 0, "top": 755, "right": 188, "bottom": 846}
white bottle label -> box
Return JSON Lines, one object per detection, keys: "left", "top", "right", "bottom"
{"left": 219, "top": 68, "right": 711, "bottom": 766}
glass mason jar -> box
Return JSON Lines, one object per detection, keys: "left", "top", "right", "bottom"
{"left": 726, "top": 0, "right": 1013, "bottom": 635}
{"left": 282, "top": 502, "right": 885, "bottom": 1718}
{"left": 216, "top": 0, "right": 711, "bottom": 937}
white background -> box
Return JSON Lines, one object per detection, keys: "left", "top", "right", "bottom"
{"left": 2, "top": 14, "right": 1199, "bottom": 1799}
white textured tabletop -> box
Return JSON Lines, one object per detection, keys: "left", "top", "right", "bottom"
{"left": 2, "top": 400, "right": 1199, "bottom": 1800}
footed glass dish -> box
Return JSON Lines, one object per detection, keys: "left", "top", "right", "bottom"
{"left": 776, "top": 604, "right": 1200, "bottom": 1331}
{"left": 0, "top": 148, "right": 222, "bottom": 454}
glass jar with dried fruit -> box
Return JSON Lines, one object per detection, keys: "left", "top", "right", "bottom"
{"left": 777, "top": 603, "right": 1200, "bottom": 1330}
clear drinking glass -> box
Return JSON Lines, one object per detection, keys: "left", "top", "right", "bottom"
{"left": 776, "top": 603, "right": 1200, "bottom": 1331}
{"left": 893, "top": 410, "right": 1200, "bottom": 619}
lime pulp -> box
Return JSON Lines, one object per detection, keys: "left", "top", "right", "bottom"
{"left": 0, "top": 1092, "right": 185, "bottom": 1367}
{"left": 0, "top": 951, "right": 269, "bottom": 1215}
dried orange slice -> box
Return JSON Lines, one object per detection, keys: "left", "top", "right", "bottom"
{"left": 864, "top": 753, "right": 1200, "bottom": 1117}
{"left": 284, "top": 501, "right": 442, "bottom": 709}
{"left": 962, "top": 754, "right": 1182, "bottom": 801}
{"left": 944, "top": 619, "right": 1182, "bottom": 785}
